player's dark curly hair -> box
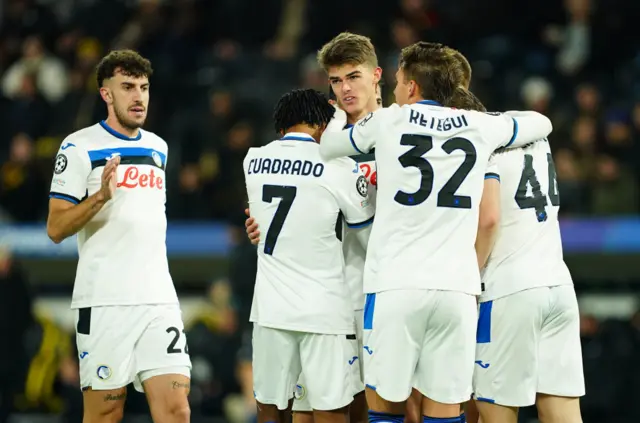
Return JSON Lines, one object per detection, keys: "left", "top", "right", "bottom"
{"left": 273, "top": 89, "right": 335, "bottom": 134}
{"left": 96, "top": 50, "right": 153, "bottom": 87}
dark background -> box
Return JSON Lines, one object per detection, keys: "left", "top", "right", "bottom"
{"left": 0, "top": 0, "right": 639, "bottom": 422}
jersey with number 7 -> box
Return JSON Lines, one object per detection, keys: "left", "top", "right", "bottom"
{"left": 320, "top": 102, "right": 553, "bottom": 296}
{"left": 243, "top": 133, "right": 375, "bottom": 335}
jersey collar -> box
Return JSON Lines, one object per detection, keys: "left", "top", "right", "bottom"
{"left": 280, "top": 132, "right": 316, "bottom": 142}
{"left": 417, "top": 100, "right": 442, "bottom": 106}
{"left": 99, "top": 120, "right": 142, "bottom": 141}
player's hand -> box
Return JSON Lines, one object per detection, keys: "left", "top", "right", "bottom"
{"left": 244, "top": 208, "right": 260, "bottom": 245}
{"left": 99, "top": 156, "right": 120, "bottom": 201}
{"left": 326, "top": 105, "right": 348, "bottom": 133}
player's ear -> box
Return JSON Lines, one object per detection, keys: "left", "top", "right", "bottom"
{"left": 99, "top": 86, "right": 113, "bottom": 105}
{"left": 316, "top": 124, "right": 328, "bottom": 141}
{"left": 408, "top": 80, "right": 418, "bottom": 99}
{"left": 372, "top": 66, "right": 382, "bottom": 85}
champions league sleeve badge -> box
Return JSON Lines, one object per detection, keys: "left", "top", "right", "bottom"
{"left": 54, "top": 154, "right": 68, "bottom": 174}
{"left": 356, "top": 175, "right": 368, "bottom": 197}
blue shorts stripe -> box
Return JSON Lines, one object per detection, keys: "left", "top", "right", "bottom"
{"left": 363, "top": 293, "right": 376, "bottom": 330}
{"left": 476, "top": 301, "right": 493, "bottom": 343}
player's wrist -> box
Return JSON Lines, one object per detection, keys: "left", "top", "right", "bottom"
{"left": 93, "top": 190, "right": 108, "bottom": 207}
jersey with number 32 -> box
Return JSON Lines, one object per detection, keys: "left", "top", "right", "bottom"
{"left": 480, "top": 140, "right": 573, "bottom": 302}
{"left": 348, "top": 102, "right": 526, "bottom": 295}
{"left": 244, "top": 133, "right": 375, "bottom": 334}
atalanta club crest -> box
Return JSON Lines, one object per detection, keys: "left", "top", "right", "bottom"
{"left": 151, "top": 151, "right": 162, "bottom": 168}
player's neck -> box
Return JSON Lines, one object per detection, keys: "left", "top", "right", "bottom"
{"left": 347, "top": 95, "right": 378, "bottom": 124}
{"left": 284, "top": 125, "right": 317, "bottom": 141}
{"left": 347, "top": 109, "right": 369, "bottom": 125}
{"left": 104, "top": 115, "right": 140, "bottom": 138}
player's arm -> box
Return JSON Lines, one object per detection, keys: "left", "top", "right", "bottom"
{"left": 47, "top": 145, "right": 119, "bottom": 244}
{"left": 475, "top": 110, "right": 553, "bottom": 150}
{"left": 320, "top": 107, "right": 392, "bottom": 161}
{"left": 329, "top": 159, "right": 375, "bottom": 249}
{"left": 475, "top": 158, "right": 501, "bottom": 269}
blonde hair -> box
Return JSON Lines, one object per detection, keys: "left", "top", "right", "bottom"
{"left": 317, "top": 32, "right": 378, "bottom": 71}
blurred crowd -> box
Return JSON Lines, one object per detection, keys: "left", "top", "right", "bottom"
{"left": 0, "top": 0, "right": 638, "bottom": 223}
{"left": 1, "top": 0, "right": 640, "bottom": 422}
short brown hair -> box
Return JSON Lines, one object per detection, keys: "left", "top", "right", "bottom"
{"left": 317, "top": 32, "right": 378, "bottom": 71}
{"left": 399, "top": 42, "right": 466, "bottom": 104}
{"left": 96, "top": 50, "right": 153, "bottom": 87}
{"left": 450, "top": 87, "right": 486, "bottom": 112}
{"left": 447, "top": 49, "right": 472, "bottom": 88}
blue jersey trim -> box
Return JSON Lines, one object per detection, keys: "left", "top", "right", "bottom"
{"left": 346, "top": 215, "right": 374, "bottom": 229}
{"left": 349, "top": 126, "right": 365, "bottom": 154}
{"left": 484, "top": 173, "right": 500, "bottom": 182}
{"left": 88, "top": 147, "right": 166, "bottom": 166}
{"left": 49, "top": 192, "right": 80, "bottom": 204}
{"left": 280, "top": 135, "right": 316, "bottom": 142}
{"left": 99, "top": 120, "right": 142, "bottom": 141}
{"left": 505, "top": 117, "right": 519, "bottom": 147}
{"left": 417, "top": 100, "right": 442, "bottom": 106}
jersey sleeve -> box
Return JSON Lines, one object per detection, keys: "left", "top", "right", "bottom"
{"left": 471, "top": 110, "right": 553, "bottom": 150}
{"left": 484, "top": 154, "right": 500, "bottom": 182}
{"left": 328, "top": 159, "right": 375, "bottom": 228}
{"left": 49, "top": 141, "right": 91, "bottom": 204}
{"left": 319, "top": 106, "right": 396, "bottom": 161}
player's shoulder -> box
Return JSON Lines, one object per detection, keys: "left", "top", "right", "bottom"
{"left": 139, "top": 128, "right": 168, "bottom": 152}
{"left": 373, "top": 104, "right": 403, "bottom": 120}
{"left": 494, "top": 137, "right": 550, "bottom": 157}
{"left": 61, "top": 124, "right": 103, "bottom": 149}
{"left": 243, "top": 141, "right": 278, "bottom": 167}
{"left": 244, "top": 141, "right": 275, "bottom": 158}
{"left": 323, "top": 157, "right": 361, "bottom": 185}
{"left": 57, "top": 124, "right": 107, "bottom": 157}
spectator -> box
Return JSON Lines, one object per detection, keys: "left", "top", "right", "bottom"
{"left": 2, "top": 35, "right": 68, "bottom": 103}
{"left": 591, "top": 155, "right": 639, "bottom": 215}
{"left": 0, "top": 133, "right": 47, "bottom": 222}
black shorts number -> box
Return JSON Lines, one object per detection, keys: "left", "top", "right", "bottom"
{"left": 166, "top": 326, "right": 189, "bottom": 354}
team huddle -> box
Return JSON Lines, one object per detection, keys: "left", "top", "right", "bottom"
{"left": 45, "top": 31, "right": 583, "bottom": 423}
{"left": 243, "top": 34, "right": 584, "bottom": 423}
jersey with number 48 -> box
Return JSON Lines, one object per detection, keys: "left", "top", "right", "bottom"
{"left": 480, "top": 140, "right": 572, "bottom": 302}
{"left": 339, "top": 102, "right": 550, "bottom": 296}
{"left": 244, "top": 133, "right": 375, "bottom": 335}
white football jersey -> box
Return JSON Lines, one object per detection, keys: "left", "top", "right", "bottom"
{"left": 49, "top": 121, "right": 178, "bottom": 309}
{"left": 244, "top": 132, "right": 375, "bottom": 335}
{"left": 333, "top": 101, "right": 545, "bottom": 296}
{"left": 480, "top": 140, "right": 573, "bottom": 302}
{"left": 341, "top": 147, "right": 377, "bottom": 311}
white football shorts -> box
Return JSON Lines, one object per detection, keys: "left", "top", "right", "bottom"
{"left": 76, "top": 304, "right": 191, "bottom": 392}
{"left": 293, "top": 310, "right": 364, "bottom": 412}
{"left": 363, "top": 290, "right": 477, "bottom": 404}
{"left": 253, "top": 323, "right": 356, "bottom": 411}
{"left": 473, "top": 285, "right": 585, "bottom": 407}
